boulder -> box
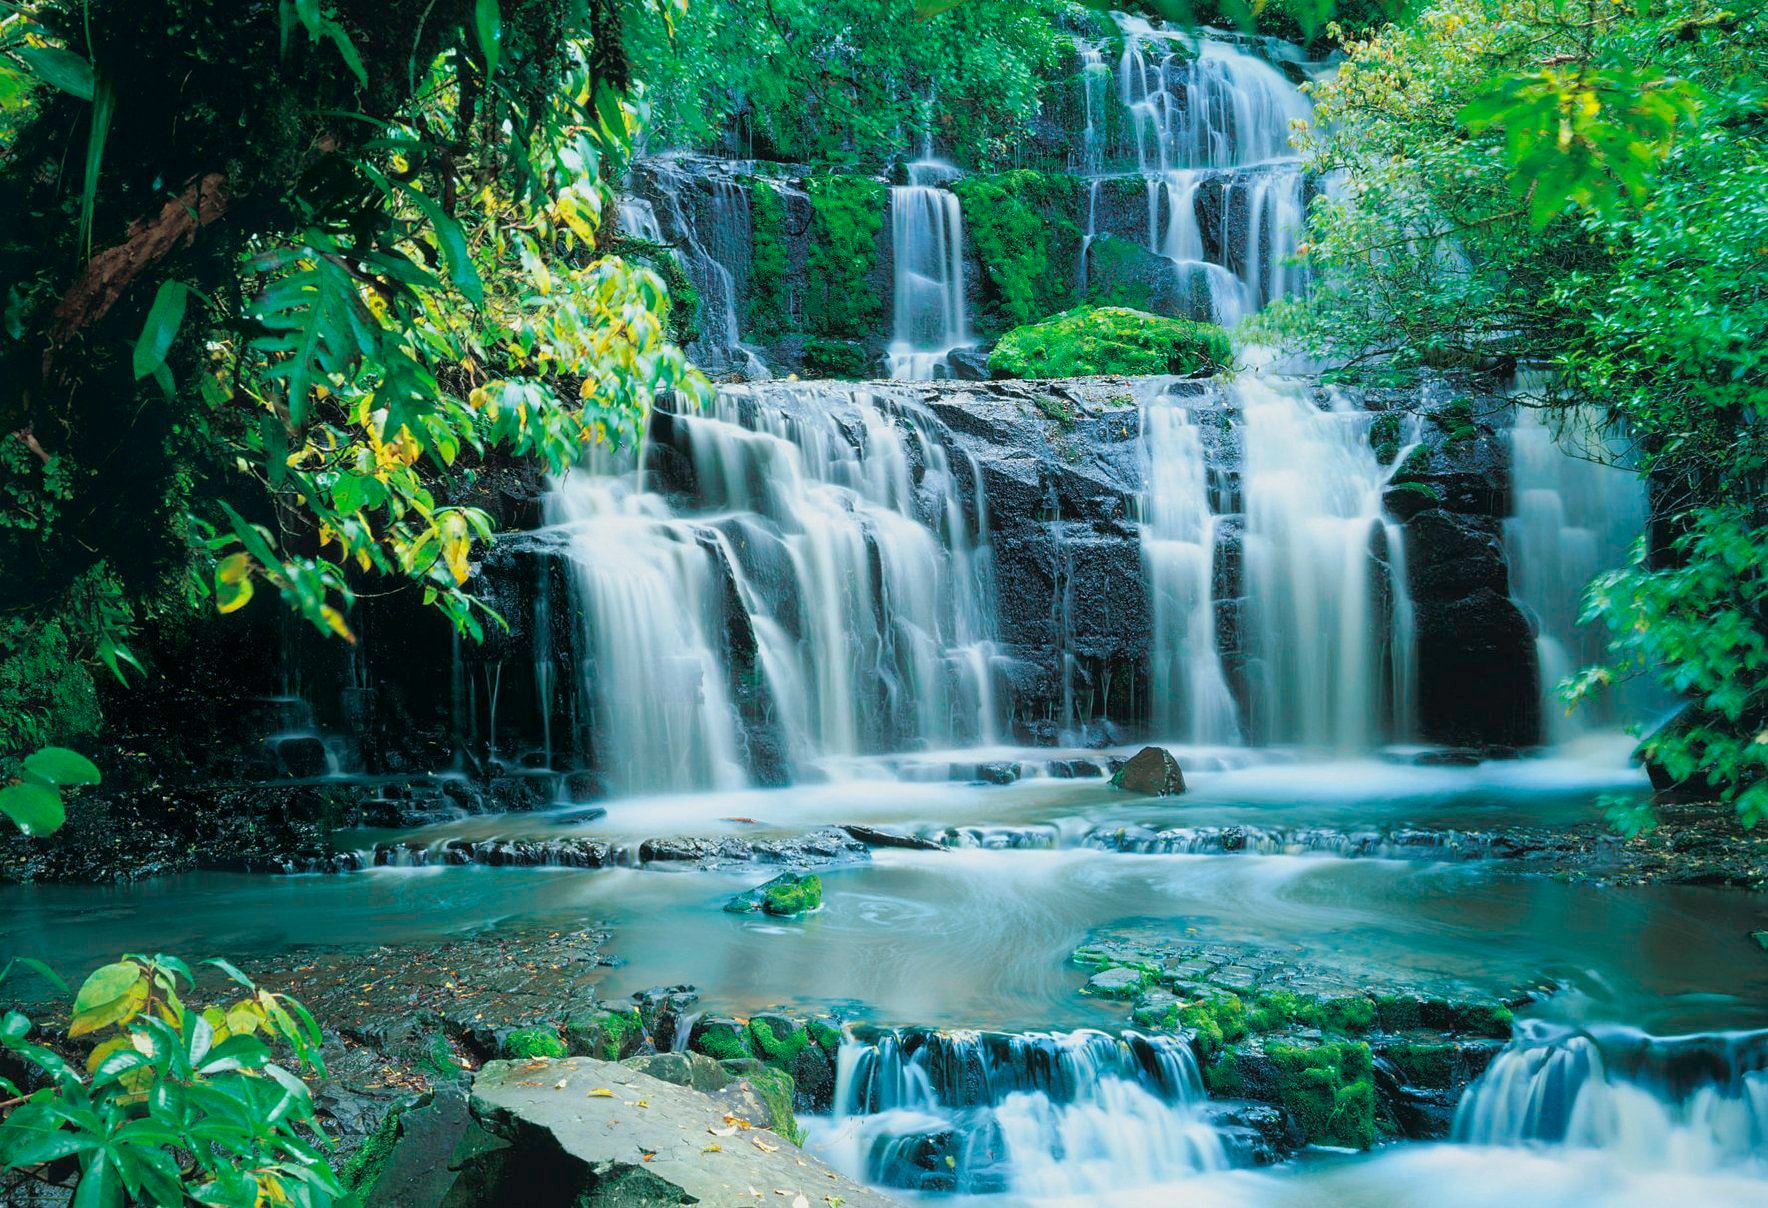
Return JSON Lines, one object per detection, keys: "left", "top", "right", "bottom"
{"left": 1111, "top": 745, "right": 1187, "bottom": 796}
{"left": 724, "top": 872, "right": 824, "bottom": 916}
{"left": 453, "top": 1058, "right": 900, "bottom": 1206}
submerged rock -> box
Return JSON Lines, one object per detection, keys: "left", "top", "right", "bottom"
{"left": 458, "top": 1057, "right": 898, "bottom": 1206}
{"left": 1110, "top": 745, "right": 1187, "bottom": 796}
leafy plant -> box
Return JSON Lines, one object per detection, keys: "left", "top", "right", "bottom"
{"left": 0, "top": 746, "right": 99, "bottom": 836}
{"left": 0, "top": 954, "right": 339, "bottom": 1206}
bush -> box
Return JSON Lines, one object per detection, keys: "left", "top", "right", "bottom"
{"left": 800, "top": 338, "right": 873, "bottom": 380}
{"left": 0, "top": 953, "right": 340, "bottom": 1203}
{"left": 988, "top": 307, "right": 1231, "bottom": 380}
{"left": 805, "top": 175, "right": 886, "bottom": 339}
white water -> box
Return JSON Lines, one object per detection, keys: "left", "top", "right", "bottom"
{"left": 810, "top": 1029, "right": 1226, "bottom": 1198}
{"left": 1238, "top": 373, "right": 1417, "bottom": 747}
{"left": 1503, "top": 399, "right": 1654, "bottom": 740}
{"left": 1107, "top": 19, "right": 1312, "bottom": 323}
{"left": 641, "top": 158, "right": 771, "bottom": 377}
{"left": 1140, "top": 384, "right": 1240, "bottom": 744}
{"left": 888, "top": 161, "right": 973, "bottom": 380}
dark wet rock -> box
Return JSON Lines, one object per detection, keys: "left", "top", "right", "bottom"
{"left": 1046, "top": 758, "right": 1103, "bottom": 778}
{"left": 346, "top": 1083, "right": 472, "bottom": 1206}
{"left": 841, "top": 824, "right": 945, "bottom": 851}
{"left": 457, "top": 1057, "right": 898, "bottom": 1206}
{"left": 976, "top": 760, "right": 1022, "bottom": 785}
{"left": 276, "top": 734, "right": 333, "bottom": 779}
{"left": 1204, "top": 1101, "right": 1292, "bottom": 1166}
{"left": 1111, "top": 745, "right": 1187, "bottom": 796}
{"left": 1084, "top": 966, "right": 1150, "bottom": 998}
{"left": 562, "top": 1006, "right": 647, "bottom": 1061}
{"left": 637, "top": 826, "right": 866, "bottom": 870}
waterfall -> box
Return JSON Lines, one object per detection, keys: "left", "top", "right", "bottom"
{"left": 1455, "top": 1022, "right": 1768, "bottom": 1173}
{"left": 550, "top": 382, "right": 1000, "bottom": 793}
{"left": 1503, "top": 397, "right": 1654, "bottom": 739}
{"left": 888, "top": 161, "right": 973, "bottom": 381}
{"left": 811, "top": 1028, "right": 1226, "bottom": 1197}
{"left": 639, "top": 158, "right": 771, "bottom": 378}
{"left": 1105, "top": 18, "right": 1312, "bottom": 324}
{"left": 1139, "top": 383, "right": 1240, "bottom": 744}
{"left": 1238, "top": 375, "right": 1416, "bottom": 748}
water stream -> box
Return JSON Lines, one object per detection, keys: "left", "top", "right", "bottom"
{"left": 888, "top": 160, "right": 974, "bottom": 380}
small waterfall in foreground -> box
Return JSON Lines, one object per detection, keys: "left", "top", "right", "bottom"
{"left": 1238, "top": 375, "right": 1417, "bottom": 747}
{"left": 1455, "top": 1022, "right": 1768, "bottom": 1172}
{"left": 888, "top": 161, "right": 973, "bottom": 380}
{"left": 550, "top": 383, "right": 999, "bottom": 793}
{"left": 1108, "top": 19, "right": 1312, "bottom": 324}
{"left": 810, "top": 1029, "right": 1225, "bottom": 1197}
{"left": 1503, "top": 400, "right": 1653, "bottom": 741}
{"left": 1139, "top": 384, "right": 1240, "bottom": 744}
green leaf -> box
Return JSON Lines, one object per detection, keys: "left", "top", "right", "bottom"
{"left": 78, "top": 76, "right": 115, "bottom": 259}
{"left": 400, "top": 185, "right": 483, "bottom": 306}
{"left": 23, "top": 747, "right": 101, "bottom": 788}
{"left": 72, "top": 1151, "right": 122, "bottom": 1208}
{"left": 13, "top": 45, "right": 95, "bottom": 101}
{"left": 474, "top": 0, "right": 502, "bottom": 77}
{"left": 0, "top": 782, "right": 65, "bottom": 835}
{"left": 131, "top": 281, "right": 188, "bottom": 379}
{"left": 72, "top": 962, "right": 143, "bottom": 1016}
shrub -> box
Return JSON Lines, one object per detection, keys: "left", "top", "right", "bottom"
{"left": 988, "top": 307, "right": 1231, "bottom": 380}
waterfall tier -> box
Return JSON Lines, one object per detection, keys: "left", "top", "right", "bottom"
{"left": 810, "top": 1028, "right": 1226, "bottom": 1197}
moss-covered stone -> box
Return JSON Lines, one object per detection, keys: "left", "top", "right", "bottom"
{"left": 1264, "top": 1040, "right": 1376, "bottom": 1149}
{"left": 1082, "top": 235, "right": 1159, "bottom": 312}
{"left": 563, "top": 1007, "right": 646, "bottom": 1061}
{"left": 689, "top": 1015, "right": 756, "bottom": 1062}
{"left": 761, "top": 874, "right": 823, "bottom": 916}
{"left": 1379, "top": 1039, "right": 1458, "bottom": 1089}
{"left": 1370, "top": 411, "right": 1403, "bottom": 465}
{"left": 500, "top": 1027, "right": 567, "bottom": 1060}
{"left": 805, "top": 174, "right": 886, "bottom": 339}
{"left": 1178, "top": 994, "right": 1248, "bottom": 1062}
{"left": 800, "top": 337, "right": 872, "bottom": 380}
{"left": 989, "top": 307, "right": 1231, "bottom": 380}
{"left": 720, "top": 1059, "right": 805, "bottom": 1144}
{"left": 1245, "top": 989, "right": 1378, "bottom": 1035}
{"left": 952, "top": 170, "right": 1086, "bottom": 331}
{"left": 337, "top": 1099, "right": 408, "bottom": 1197}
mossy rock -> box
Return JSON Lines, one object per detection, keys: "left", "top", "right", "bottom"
{"left": 688, "top": 1015, "right": 756, "bottom": 1062}
{"left": 1369, "top": 411, "right": 1403, "bottom": 465}
{"left": 1245, "top": 989, "right": 1377, "bottom": 1036}
{"left": 1378, "top": 1039, "right": 1458, "bottom": 1089}
{"left": 989, "top": 307, "right": 1231, "bottom": 380}
{"left": 720, "top": 1059, "right": 805, "bottom": 1145}
{"left": 500, "top": 1027, "right": 567, "bottom": 1060}
{"left": 800, "top": 337, "right": 873, "bottom": 380}
{"left": 337, "top": 1099, "right": 408, "bottom": 1197}
{"left": 1262, "top": 1040, "right": 1377, "bottom": 1150}
{"left": 762, "top": 874, "right": 823, "bottom": 916}
{"left": 952, "top": 170, "right": 1087, "bottom": 331}
{"left": 563, "top": 1006, "right": 646, "bottom": 1061}
{"left": 1179, "top": 993, "right": 1248, "bottom": 1062}
{"left": 746, "top": 180, "right": 793, "bottom": 332}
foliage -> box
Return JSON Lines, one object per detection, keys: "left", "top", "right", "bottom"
{"left": 1268, "top": 0, "right": 1766, "bottom": 824}
{"left": 760, "top": 873, "right": 823, "bottom": 916}
{"left": 0, "top": 0, "right": 704, "bottom": 683}
{"left": 500, "top": 1027, "right": 568, "bottom": 1059}
{"left": 989, "top": 306, "right": 1231, "bottom": 379}
{"left": 625, "top": 0, "right": 1083, "bottom": 168}
{"left": 800, "top": 338, "right": 873, "bottom": 380}
{"left": 804, "top": 175, "right": 887, "bottom": 339}
{"left": 0, "top": 954, "right": 338, "bottom": 1205}
{"left": 745, "top": 181, "right": 793, "bottom": 332}
{"left": 0, "top": 746, "right": 99, "bottom": 836}
{"left": 952, "top": 170, "right": 1086, "bottom": 331}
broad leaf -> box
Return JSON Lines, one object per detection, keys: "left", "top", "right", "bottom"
{"left": 474, "top": 0, "right": 502, "bottom": 77}
{"left": 131, "top": 280, "right": 188, "bottom": 380}
{"left": 14, "top": 45, "right": 95, "bottom": 101}
{"left": 0, "top": 782, "right": 65, "bottom": 835}
{"left": 23, "top": 746, "right": 101, "bottom": 788}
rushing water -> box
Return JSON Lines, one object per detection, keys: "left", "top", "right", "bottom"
{"left": 1102, "top": 18, "right": 1313, "bottom": 323}
{"left": 888, "top": 160, "right": 973, "bottom": 380}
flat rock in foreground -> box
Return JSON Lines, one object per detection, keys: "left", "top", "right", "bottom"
{"left": 460, "top": 1057, "right": 898, "bottom": 1206}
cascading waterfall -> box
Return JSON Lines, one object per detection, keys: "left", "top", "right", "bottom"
{"left": 888, "top": 161, "right": 973, "bottom": 380}
{"left": 550, "top": 382, "right": 1000, "bottom": 793}
{"left": 1105, "top": 17, "right": 1312, "bottom": 323}
{"left": 639, "top": 158, "right": 771, "bottom": 378}
{"left": 1455, "top": 1022, "right": 1768, "bottom": 1173}
{"left": 1503, "top": 397, "right": 1654, "bottom": 740}
{"left": 1238, "top": 374, "right": 1418, "bottom": 747}
{"left": 1139, "top": 382, "right": 1240, "bottom": 745}
{"left": 809, "top": 1029, "right": 1226, "bottom": 1197}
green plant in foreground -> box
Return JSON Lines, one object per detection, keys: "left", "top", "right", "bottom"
{"left": 0, "top": 746, "right": 100, "bottom": 836}
{"left": 0, "top": 954, "right": 338, "bottom": 1206}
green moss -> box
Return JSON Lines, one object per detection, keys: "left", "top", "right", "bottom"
{"left": 747, "top": 1016, "right": 809, "bottom": 1070}
{"left": 761, "top": 874, "right": 823, "bottom": 916}
{"left": 1178, "top": 994, "right": 1247, "bottom": 1061}
{"left": 1131, "top": 999, "right": 1180, "bottom": 1031}
{"left": 1265, "top": 1041, "right": 1377, "bottom": 1149}
{"left": 1034, "top": 393, "right": 1078, "bottom": 429}
{"left": 1428, "top": 398, "right": 1479, "bottom": 444}
{"left": 338, "top": 1100, "right": 407, "bottom": 1196}
{"left": 501, "top": 1027, "right": 567, "bottom": 1060}
{"left": 807, "top": 1018, "right": 843, "bottom": 1056}
{"left": 806, "top": 175, "right": 887, "bottom": 339}
{"left": 1433, "top": 1001, "right": 1515, "bottom": 1039}
{"left": 1246, "top": 989, "right": 1379, "bottom": 1035}
{"left": 1370, "top": 411, "right": 1403, "bottom": 465}
{"left": 564, "top": 1007, "right": 645, "bottom": 1061}
{"left": 800, "top": 337, "right": 872, "bottom": 380}
{"left": 952, "top": 170, "right": 1086, "bottom": 331}
{"left": 1082, "top": 235, "right": 1157, "bottom": 312}
{"left": 722, "top": 1061, "right": 805, "bottom": 1145}
{"left": 1381, "top": 1040, "right": 1457, "bottom": 1089}
{"left": 989, "top": 307, "right": 1232, "bottom": 380}
{"left": 691, "top": 1018, "right": 755, "bottom": 1062}
{"left": 746, "top": 180, "right": 792, "bottom": 332}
